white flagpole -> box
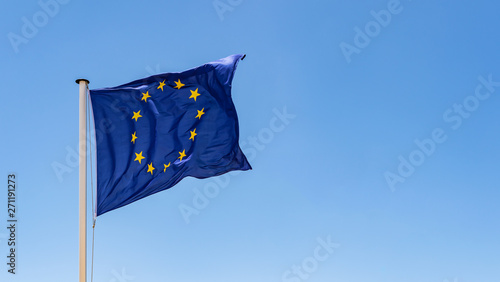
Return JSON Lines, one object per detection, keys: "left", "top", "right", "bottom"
{"left": 76, "top": 78, "right": 89, "bottom": 282}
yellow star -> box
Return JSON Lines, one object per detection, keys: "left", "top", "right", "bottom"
{"left": 178, "top": 149, "right": 186, "bottom": 161}
{"left": 157, "top": 80, "right": 166, "bottom": 91}
{"left": 134, "top": 151, "right": 145, "bottom": 164}
{"left": 132, "top": 110, "right": 142, "bottom": 122}
{"left": 189, "top": 88, "right": 200, "bottom": 101}
{"left": 141, "top": 91, "right": 151, "bottom": 102}
{"left": 163, "top": 162, "right": 171, "bottom": 172}
{"left": 147, "top": 162, "right": 155, "bottom": 175}
{"left": 131, "top": 131, "right": 137, "bottom": 144}
{"left": 174, "top": 79, "right": 185, "bottom": 89}
{"left": 195, "top": 108, "right": 205, "bottom": 119}
{"left": 189, "top": 128, "right": 197, "bottom": 141}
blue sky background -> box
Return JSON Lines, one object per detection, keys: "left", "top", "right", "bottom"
{"left": 1, "top": 0, "right": 500, "bottom": 281}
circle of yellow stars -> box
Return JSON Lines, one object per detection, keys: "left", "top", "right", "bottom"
{"left": 131, "top": 79, "right": 205, "bottom": 175}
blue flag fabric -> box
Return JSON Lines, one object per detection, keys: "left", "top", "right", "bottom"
{"left": 90, "top": 54, "right": 251, "bottom": 216}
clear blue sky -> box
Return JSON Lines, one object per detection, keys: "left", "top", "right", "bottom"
{"left": 1, "top": 1, "right": 500, "bottom": 281}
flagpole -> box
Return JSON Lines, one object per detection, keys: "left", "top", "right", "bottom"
{"left": 76, "top": 78, "right": 89, "bottom": 282}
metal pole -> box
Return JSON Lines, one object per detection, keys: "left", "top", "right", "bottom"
{"left": 76, "top": 78, "right": 89, "bottom": 282}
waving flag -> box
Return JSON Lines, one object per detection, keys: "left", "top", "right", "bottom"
{"left": 90, "top": 54, "right": 251, "bottom": 216}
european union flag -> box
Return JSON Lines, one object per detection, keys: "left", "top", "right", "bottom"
{"left": 90, "top": 54, "right": 251, "bottom": 216}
